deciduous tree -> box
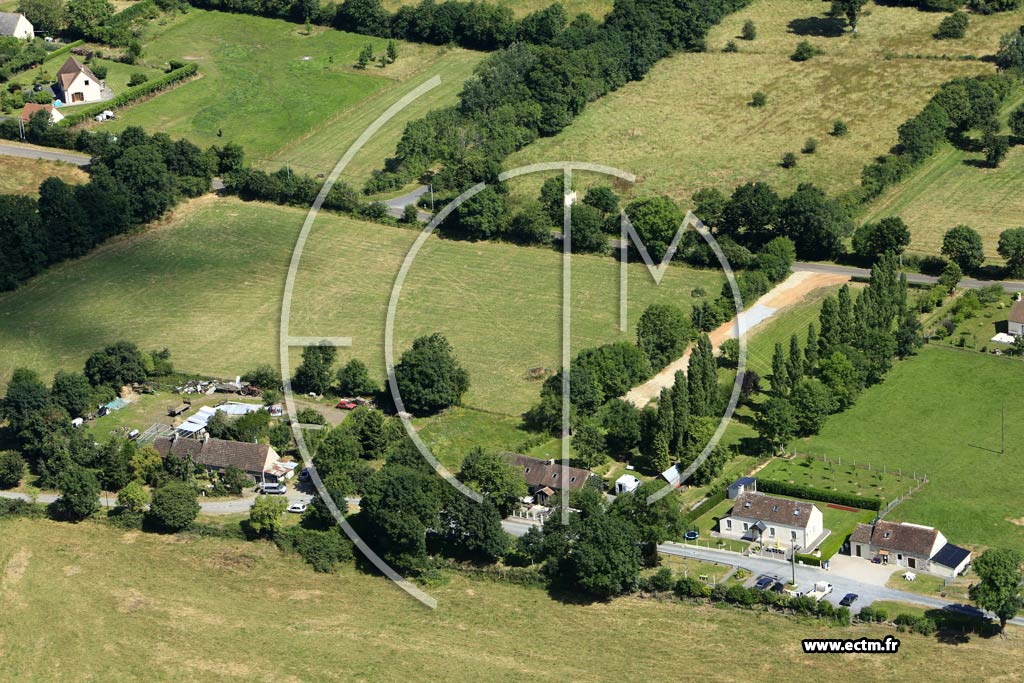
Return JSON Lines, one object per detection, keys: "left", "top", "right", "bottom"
{"left": 970, "top": 547, "right": 1023, "bottom": 631}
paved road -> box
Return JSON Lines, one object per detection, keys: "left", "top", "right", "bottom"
{"left": 657, "top": 542, "right": 1024, "bottom": 627}
{"left": 0, "top": 141, "right": 91, "bottom": 166}
{"left": 793, "top": 262, "right": 1024, "bottom": 293}
{"left": 0, "top": 487, "right": 335, "bottom": 515}
{"left": 499, "top": 519, "right": 1020, "bottom": 626}
{"left": 383, "top": 185, "right": 432, "bottom": 221}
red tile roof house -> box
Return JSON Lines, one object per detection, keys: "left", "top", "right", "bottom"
{"left": 849, "top": 520, "right": 971, "bottom": 578}
{"left": 19, "top": 102, "right": 64, "bottom": 124}
{"left": 154, "top": 434, "right": 283, "bottom": 483}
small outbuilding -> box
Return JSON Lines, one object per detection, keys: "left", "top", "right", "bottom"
{"left": 615, "top": 474, "right": 641, "bottom": 495}
{"left": 0, "top": 12, "right": 33, "bottom": 39}
{"left": 727, "top": 476, "right": 757, "bottom": 500}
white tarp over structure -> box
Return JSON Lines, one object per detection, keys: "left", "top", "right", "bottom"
{"left": 175, "top": 402, "right": 263, "bottom": 435}
{"left": 615, "top": 474, "right": 641, "bottom": 495}
{"left": 661, "top": 466, "right": 681, "bottom": 487}
{"left": 991, "top": 332, "right": 1015, "bottom": 344}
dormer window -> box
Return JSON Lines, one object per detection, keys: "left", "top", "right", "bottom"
{"left": 569, "top": 476, "right": 576, "bottom": 483}
{"left": 551, "top": 473, "right": 558, "bottom": 480}
{"left": 794, "top": 509, "right": 800, "bottom": 515}
{"left": 524, "top": 467, "right": 530, "bottom": 473}
{"left": 772, "top": 505, "right": 778, "bottom": 512}
{"left": 884, "top": 531, "right": 891, "bottom": 539}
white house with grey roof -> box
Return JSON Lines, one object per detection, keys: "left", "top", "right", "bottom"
{"left": 719, "top": 492, "right": 825, "bottom": 550}
{"left": 0, "top": 12, "right": 34, "bottom": 39}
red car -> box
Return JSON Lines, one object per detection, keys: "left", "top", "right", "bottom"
{"left": 336, "top": 399, "right": 357, "bottom": 410}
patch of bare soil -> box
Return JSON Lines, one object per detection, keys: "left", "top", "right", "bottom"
{"left": 624, "top": 272, "right": 849, "bottom": 407}
{"left": 1, "top": 548, "right": 31, "bottom": 603}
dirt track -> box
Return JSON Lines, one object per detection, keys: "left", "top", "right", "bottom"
{"left": 623, "top": 271, "right": 849, "bottom": 408}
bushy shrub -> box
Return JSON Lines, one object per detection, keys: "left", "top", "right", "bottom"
{"left": 934, "top": 11, "right": 969, "bottom": 40}
{"left": 750, "top": 91, "right": 767, "bottom": 107}
{"left": 791, "top": 41, "right": 820, "bottom": 61}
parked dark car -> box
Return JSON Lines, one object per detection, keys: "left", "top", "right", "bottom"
{"left": 839, "top": 593, "right": 859, "bottom": 607}
{"left": 754, "top": 576, "right": 775, "bottom": 591}
{"left": 770, "top": 581, "right": 786, "bottom": 594}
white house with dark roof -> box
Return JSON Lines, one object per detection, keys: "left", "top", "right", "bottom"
{"left": 0, "top": 12, "right": 34, "bottom": 39}
{"left": 848, "top": 520, "right": 971, "bottom": 578}
{"left": 55, "top": 56, "right": 104, "bottom": 104}
{"left": 1008, "top": 296, "right": 1024, "bottom": 337}
{"left": 719, "top": 492, "right": 825, "bottom": 549}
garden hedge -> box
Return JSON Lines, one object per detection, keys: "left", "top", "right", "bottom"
{"left": 60, "top": 63, "right": 198, "bottom": 126}
{"left": 756, "top": 478, "right": 884, "bottom": 511}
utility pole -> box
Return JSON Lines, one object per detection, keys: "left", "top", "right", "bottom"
{"left": 429, "top": 183, "right": 434, "bottom": 212}
{"left": 791, "top": 544, "right": 800, "bottom": 586}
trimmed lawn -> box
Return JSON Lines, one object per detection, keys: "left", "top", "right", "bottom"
{"left": 816, "top": 504, "right": 876, "bottom": 560}
{"left": 413, "top": 407, "right": 545, "bottom": 471}
{"left": 654, "top": 553, "right": 733, "bottom": 583}
{"left": 691, "top": 498, "right": 749, "bottom": 553}
{"left": 4, "top": 519, "right": 1020, "bottom": 681}
{"left": 505, "top": 0, "right": 1005, "bottom": 205}
{"left": 0, "top": 156, "right": 87, "bottom": 195}
{"left": 863, "top": 87, "right": 1024, "bottom": 261}
{"left": 803, "top": 345, "right": 1024, "bottom": 553}
{"left": 885, "top": 571, "right": 974, "bottom": 603}
{"left": 757, "top": 456, "right": 916, "bottom": 506}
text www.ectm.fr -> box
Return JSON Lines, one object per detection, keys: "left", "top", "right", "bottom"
{"left": 802, "top": 637, "right": 901, "bottom": 654}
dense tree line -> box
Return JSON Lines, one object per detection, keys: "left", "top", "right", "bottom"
{"left": 858, "top": 73, "right": 1014, "bottom": 202}
{"left": 0, "top": 342, "right": 179, "bottom": 488}
{"left": 368, "top": 0, "right": 751, "bottom": 194}
{"left": 755, "top": 253, "right": 920, "bottom": 452}
{"left": 0, "top": 123, "right": 240, "bottom": 291}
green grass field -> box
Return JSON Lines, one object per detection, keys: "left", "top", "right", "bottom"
{"left": 505, "top": 0, "right": 1011, "bottom": 205}
{"left": 93, "top": 9, "right": 480, "bottom": 179}
{"left": 802, "top": 345, "right": 1024, "bottom": 553}
{"left": 757, "top": 456, "right": 915, "bottom": 504}
{"left": 3, "top": 519, "right": 1018, "bottom": 682}
{"left": 0, "top": 197, "right": 723, "bottom": 420}
{"left": 0, "top": 156, "right": 88, "bottom": 195}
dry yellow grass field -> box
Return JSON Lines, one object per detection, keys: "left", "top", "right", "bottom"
{"left": 1, "top": 518, "right": 1019, "bottom": 682}
{"left": 0, "top": 197, "right": 723, "bottom": 415}
{"left": 506, "top": 0, "right": 1019, "bottom": 205}
{"left": 381, "top": 0, "right": 613, "bottom": 18}
{"left": 862, "top": 89, "right": 1024, "bottom": 260}
{"left": 0, "top": 157, "right": 89, "bottom": 196}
